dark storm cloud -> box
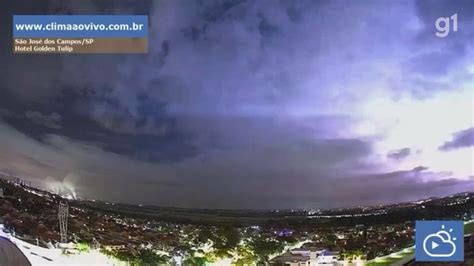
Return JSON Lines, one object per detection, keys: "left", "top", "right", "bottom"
{"left": 24, "top": 111, "right": 62, "bottom": 130}
{"left": 0, "top": 0, "right": 472, "bottom": 208}
{"left": 391, "top": 0, "right": 474, "bottom": 97}
{"left": 0, "top": 90, "right": 198, "bottom": 162}
{"left": 439, "top": 127, "right": 474, "bottom": 151}
{"left": 0, "top": 122, "right": 373, "bottom": 208}
{"left": 387, "top": 148, "right": 411, "bottom": 160}
{"left": 413, "top": 166, "right": 429, "bottom": 172}
{"left": 3, "top": 0, "right": 382, "bottom": 162}
{"left": 291, "top": 168, "right": 473, "bottom": 209}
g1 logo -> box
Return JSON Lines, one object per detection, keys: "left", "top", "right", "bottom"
{"left": 435, "top": 14, "right": 458, "bottom": 38}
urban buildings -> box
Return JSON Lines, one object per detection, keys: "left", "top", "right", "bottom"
{"left": 0, "top": 176, "right": 472, "bottom": 265}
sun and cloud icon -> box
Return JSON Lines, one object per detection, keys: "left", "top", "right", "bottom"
{"left": 416, "top": 220, "right": 464, "bottom": 262}
{"left": 422, "top": 225, "right": 457, "bottom": 257}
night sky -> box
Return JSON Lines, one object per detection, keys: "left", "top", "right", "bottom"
{"left": 0, "top": 0, "right": 473, "bottom": 209}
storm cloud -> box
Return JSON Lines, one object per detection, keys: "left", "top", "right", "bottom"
{"left": 440, "top": 127, "right": 474, "bottom": 151}
{"left": 387, "top": 148, "right": 412, "bottom": 160}
{"left": 0, "top": 0, "right": 472, "bottom": 208}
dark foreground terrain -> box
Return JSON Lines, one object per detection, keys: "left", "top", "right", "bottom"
{"left": 1, "top": 176, "right": 473, "bottom": 264}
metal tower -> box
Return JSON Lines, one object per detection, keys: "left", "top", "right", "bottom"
{"left": 91, "top": 237, "right": 101, "bottom": 250}
{"left": 58, "top": 201, "right": 69, "bottom": 244}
